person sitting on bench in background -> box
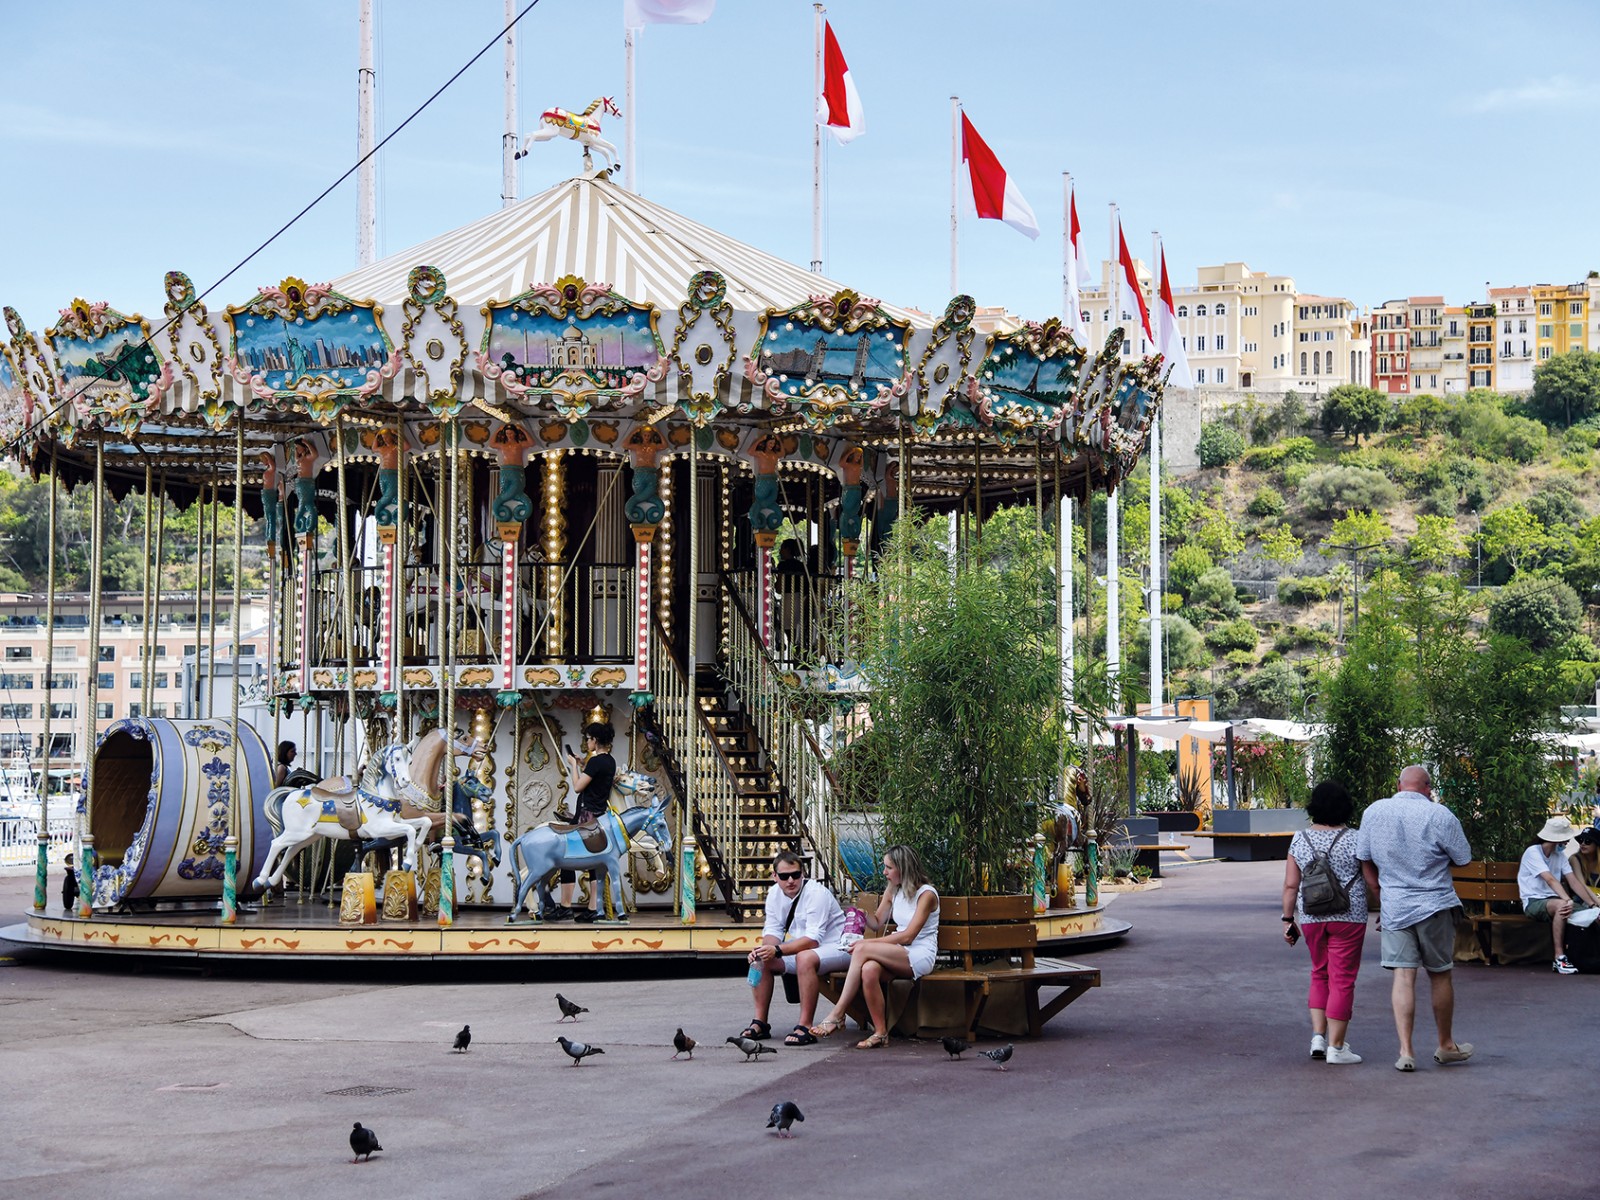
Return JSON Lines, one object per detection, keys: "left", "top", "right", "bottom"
{"left": 811, "top": 843, "right": 940, "bottom": 1049}
{"left": 1518, "top": 816, "right": 1600, "bottom": 975}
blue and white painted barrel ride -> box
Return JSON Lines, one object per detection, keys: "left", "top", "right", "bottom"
{"left": 85, "top": 718, "right": 274, "bottom": 909}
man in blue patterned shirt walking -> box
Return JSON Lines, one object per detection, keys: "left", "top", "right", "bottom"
{"left": 1355, "top": 764, "right": 1475, "bottom": 1073}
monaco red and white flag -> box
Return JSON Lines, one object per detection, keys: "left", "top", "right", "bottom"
{"left": 1117, "top": 221, "right": 1154, "bottom": 346}
{"left": 960, "top": 112, "right": 1039, "bottom": 240}
{"left": 1156, "top": 245, "right": 1194, "bottom": 389}
{"left": 624, "top": 0, "right": 715, "bottom": 28}
{"left": 1065, "top": 183, "right": 1090, "bottom": 338}
{"left": 817, "top": 20, "right": 864, "bottom": 143}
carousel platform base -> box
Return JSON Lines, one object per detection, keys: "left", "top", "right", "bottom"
{"left": 3, "top": 900, "right": 1124, "bottom": 966}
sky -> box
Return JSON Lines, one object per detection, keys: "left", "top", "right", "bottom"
{"left": 2, "top": 0, "right": 1598, "bottom": 333}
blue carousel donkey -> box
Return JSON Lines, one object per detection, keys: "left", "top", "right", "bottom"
{"left": 506, "top": 773, "right": 671, "bottom": 923}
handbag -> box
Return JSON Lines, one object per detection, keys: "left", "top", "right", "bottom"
{"left": 779, "top": 887, "right": 803, "bottom": 1004}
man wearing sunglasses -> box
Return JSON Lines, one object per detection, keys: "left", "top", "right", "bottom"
{"left": 742, "top": 850, "right": 847, "bottom": 1047}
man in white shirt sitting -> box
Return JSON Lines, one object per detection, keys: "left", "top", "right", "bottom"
{"left": 1518, "top": 815, "right": 1600, "bottom": 975}
{"left": 742, "top": 850, "right": 847, "bottom": 1047}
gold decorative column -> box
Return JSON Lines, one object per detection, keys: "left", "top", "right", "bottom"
{"left": 542, "top": 449, "right": 567, "bottom": 659}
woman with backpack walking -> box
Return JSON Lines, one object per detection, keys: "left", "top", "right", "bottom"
{"left": 1282, "top": 780, "right": 1369, "bottom": 1065}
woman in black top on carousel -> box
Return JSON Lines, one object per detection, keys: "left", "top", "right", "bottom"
{"left": 562, "top": 722, "right": 616, "bottom": 923}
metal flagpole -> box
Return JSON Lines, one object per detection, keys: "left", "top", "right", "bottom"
{"left": 1149, "top": 230, "right": 1165, "bottom": 714}
{"left": 502, "top": 0, "right": 518, "bottom": 208}
{"left": 33, "top": 445, "right": 58, "bottom": 912}
{"left": 811, "top": 4, "right": 825, "bottom": 273}
{"left": 1106, "top": 203, "right": 1121, "bottom": 707}
{"left": 624, "top": 25, "right": 637, "bottom": 191}
{"left": 949, "top": 96, "right": 960, "bottom": 295}
{"left": 357, "top": 0, "right": 376, "bottom": 266}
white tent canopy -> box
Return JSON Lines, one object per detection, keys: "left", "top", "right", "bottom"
{"left": 1103, "top": 715, "right": 1321, "bottom": 744}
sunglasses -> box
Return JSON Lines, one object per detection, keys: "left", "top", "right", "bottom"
{"left": 775, "top": 870, "right": 804, "bottom": 881}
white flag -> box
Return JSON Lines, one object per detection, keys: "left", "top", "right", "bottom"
{"left": 1156, "top": 246, "right": 1194, "bottom": 389}
{"left": 624, "top": 0, "right": 714, "bottom": 29}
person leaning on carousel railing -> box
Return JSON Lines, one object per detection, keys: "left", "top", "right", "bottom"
{"left": 811, "top": 844, "right": 940, "bottom": 1049}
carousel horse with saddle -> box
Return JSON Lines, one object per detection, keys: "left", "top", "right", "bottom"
{"left": 253, "top": 727, "right": 488, "bottom": 898}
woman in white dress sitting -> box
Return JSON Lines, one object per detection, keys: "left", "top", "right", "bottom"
{"left": 811, "top": 844, "right": 940, "bottom": 1049}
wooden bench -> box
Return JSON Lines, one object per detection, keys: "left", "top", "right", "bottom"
{"left": 819, "top": 894, "right": 1101, "bottom": 1040}
{"left": 1131, "top": 842, "right": 1190, "bottom": 879}
{"left": 1452, "top": 861, "right": 1545, "bottom": 965}
{"left": 1204, "top": 830, "right": 1296, "bottom": 862}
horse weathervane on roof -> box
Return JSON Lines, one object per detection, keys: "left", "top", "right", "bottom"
{"left": 516, "top": 97, "right": 622, "bottom": 173}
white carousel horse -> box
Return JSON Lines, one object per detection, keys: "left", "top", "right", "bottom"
{"left": 507, "top": 776, "right": 671, "bottom": 922}
{"left": 515, "top": 96, "right": 621, "bottom": 170}
{"left": 253, "top": 728, "right": 480, "bottom": 897}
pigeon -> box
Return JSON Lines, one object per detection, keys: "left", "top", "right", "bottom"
{"left": 726, "top": 1035, "right": 778, "bottom": 1062}
{"left": 557, "top": 1035, "right": 604, "bottom": 1066}
{"left": 453, "top": 1025, "right": 471, "bottom": 1053}
{"left": 978, "top": 1043, "right": 1014, "bottom": 1071}
{"left": 349, "top": 1122, "right": 382, "bottom": 1163}
{"left": 555, "top": 993, "right": 588, "bottom": 1022}
{"left": 767, "top": 1100, "right": 804, "bottom": 1137}
{"left": 941, "top": 1036, "right": 969, "bottom": 1060}
{"left": 672, "top": 1028, "right": 696, "bottom": 1060}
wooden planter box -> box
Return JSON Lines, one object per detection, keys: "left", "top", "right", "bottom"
{"left": 1211, "top": 809, "right": 1308, "bottom": 834}
{"left": 1147, "top": 810, "right": 1203, "bottom": 834}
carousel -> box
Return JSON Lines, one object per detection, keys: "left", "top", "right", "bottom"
{"left": 0, "top": 157, "right": 1162, "bottom": 964}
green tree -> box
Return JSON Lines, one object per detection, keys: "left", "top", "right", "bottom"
{"left": 1321, "top": 510, "right": 1392, "bottom": 559}
{"left": 1529, "top": 348, "right": 1600, "bottom": 427}
{"left": 1194, "top": 507, "right": 1245, "bottom": 560}
{"left": 1315, "top": 607, "right": 1423, "bottom": 815}
{"left": 1479, "top": 503, "right": 1548, "bottom": 576}
{"left": 1486, "top": 576, "right": 1582, "bottom": 650}
{"left": 1165, "top": 543, "right": 1214, "bottom": 598}
{"left": 1407, "top": 514, "right": 1467, "bottom": 573}
{"left": 1258, "top": 523, "right": 1303, "bottom": 565}
{"left": 1197, "top": 422, "right": 1246, "bottom": 469}
{"left": 1299, "top": 465, "right": 1400, "bottom": 518}
{"left": 1320, "top": 384, "right": 1392, "bottom": 443}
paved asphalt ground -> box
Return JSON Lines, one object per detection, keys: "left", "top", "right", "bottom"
{"left": 1, "top": 851, "right": 1588, "bottom": 1199}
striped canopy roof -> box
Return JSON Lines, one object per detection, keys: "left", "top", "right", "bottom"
{"left": 331, "top": 171, "right": 925, "bottom": 324}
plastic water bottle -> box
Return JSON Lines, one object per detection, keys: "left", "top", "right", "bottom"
{"left": 747, "top": 961, "right": 764, "bottom": 987}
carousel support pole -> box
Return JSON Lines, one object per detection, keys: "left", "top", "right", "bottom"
{"left": 152, "top": 471, "right": 166, "bottom": 709}
{"left": 490, "top": 422, "right": 532, "bottom": 705}
{"left": 543, "top": 449, "right": 567, "bottom": 659}
{"left": 438, "top": 835, "right": 455, "bottom": 927}
{"left": 140, "top": 462, "right": 154, "bottom": 715}
{"left": 207, "top": 479, "right": 220, "bottom": 718}
{"left": 294, "top": 441, "right": 318, "bottom": 704}
{"left": 838, "top": 446, "right": 864, "bottom": 583}
{"left": 973, "top": 438, "right": 983, "bottom": 542}
{"left": 393, "top": 415, "right": 407, "bottom": 736}
{"left": 375, "top": 423, "right": 401, "bottom": 711}
{"left": 1084, "top": 841, "right": 1099, "bottom": 908}
{"left": 335, "top": 415, "right": 359, "bottom": 774}
{"left": 223, "top": 415, "right": 245, "bottom": 924}
{"left": 748, "top": 435, "right": 785, "bottom": 649}
{"left": 33, "top": 445, "right": 58, "bottom": 912}
{"left": 684, "top": 436, "right": 701, "bottom": 925}
{"left": 623, "top": 425, "right": 664, "bottom": 701}
{"left": 192, "top": 485, "right": 205, "bottom": 715}
{"left": 78, "top": 436, "right": 107, "bottom": 919}
{"left": 1031, "top": 831, "right": 1048, "bottom": 914}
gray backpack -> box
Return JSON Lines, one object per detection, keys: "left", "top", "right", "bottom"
{"left": 1299, "top": 829, "right": 1354, "bottom": 917}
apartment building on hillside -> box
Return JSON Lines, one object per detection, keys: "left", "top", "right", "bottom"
{"left": 1371, "top": 299, "right": 1410, "bottom": 394}
{"left": 1490, "top": 285, "right": 1535, "bottom": 392}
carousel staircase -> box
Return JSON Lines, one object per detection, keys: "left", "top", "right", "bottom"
{"left": 695, "top": 665, "right": 806, "bottom": 922}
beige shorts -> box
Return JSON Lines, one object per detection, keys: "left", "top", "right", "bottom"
{"left": 1379, "top": 908, "right": 1458, "bottom": 973}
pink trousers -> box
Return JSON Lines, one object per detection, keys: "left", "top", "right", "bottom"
{"left": 1302, "top": 921, "right": 1366, "bottom": 1022}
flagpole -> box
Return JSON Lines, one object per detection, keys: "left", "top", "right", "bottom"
{"left": 357, "top": 0, "right": 375, "bottom": 266}
{"left": 1105, "top": 203, "right": 1120, "bottom": 708}
{"left": 1149, "top": 230, "right": 1164, "bottom": 714}
{"left": 624, "top": 26, "right": 637, "bottom": 190}
{"left": 950, "top": 95, "right": 960, "bottom": 296}
{"left": 1061, "top": 172, "right": 1071, "bottom": 316}
{"left": 811, "top": 4, "right": 824, "bottom": 272}
{"left": 502, "top": 0, "right": 518, "bottom": 208}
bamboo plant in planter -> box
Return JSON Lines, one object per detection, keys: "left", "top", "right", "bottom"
{"left": 837, "top": 510, "right": 1062, "bottom": 899}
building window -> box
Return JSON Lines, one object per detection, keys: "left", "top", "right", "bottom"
{"left": 4, "top": 647, "right": 30, "bottom": 661}
{"left": 1571, "top": 324, "right": 1583, "bottom": 339}
{"left": 1504, "top": 341, "right": 1512, "bottom": 355}
{"left": 0, "top": 704, "right": 32, "bottom": 720}
{"left": 1413, "top": 376, "right": 1421, "bottom": 389}
{"left": 1518, "top": 319, "right": 1527, "bottom": 333}
{"left": 1197, "top": 368, "right": 1206, "bottom": 384}
{"left": 1539, "top": 324, "right": 1553, "bottom": 339}
{"left": 1571, "top": 302, "right": 1583, "bottom": 317}
{"left": 47, "top": 734, "right": 73, "bottom": 759}
{"left": 1196, "top": 305, "right": 1207, "bottom": 317}
{"left": 52, "top": 647, "right": 78, "bottom": 662}
{"left": 96, "top": 703, "right": 113, "bottom": 720}
{"left": 1301, "top": 352, "right": 1308, "bottom": 373}
{"left": 1214, "top": 303, "right": 1226, "bottom": 316}
{"left": 1216, "top": 335, "right": 1226, "bottom": 351}
{"left": 48, "top": 673, "right": 75, "bottom": 689}
{"left": 1539, "top": 302, "right": 1552, "bottom": 316}
{"left": 1312, "top": 355, "right": 1320, "bottom": 375}
{"left": 97, "top": 673, "right": 114, "bottom": 690}
{"left": 1195, "top": 335, "right": 1205, "bottom": 351}
{"left": 0, "top": 673, "right": 33, "bottom": 689}
{"left": 1176, "top": 305, "right": 1188, "bottom": 317}
{"left": 0, "top": 733, "right": 30, "bottom": 756}
{"left": 1216, "top": 367, "right": 1226, "bottom": 383}
{"left": 50, "top": 702, "right": 74, "bottom": 720}
{"left": 98, "top": 646, "right": 114, "bottom": 662}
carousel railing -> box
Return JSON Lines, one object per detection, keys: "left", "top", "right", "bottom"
{"left": 772, "top": 571, "right": 846, "bottom": 667}
{"left": 646, "top": 614, "right": 744, "bottom": 918}
{"left": 722, "top": 573, "right": 841, "bottom": 886}
{"left": 309, "top": 564, "right": 382, "bottom": 667}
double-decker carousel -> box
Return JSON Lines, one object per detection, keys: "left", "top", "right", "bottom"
{"left": 0, "top": 165, "right": 1160, "bottom": 964}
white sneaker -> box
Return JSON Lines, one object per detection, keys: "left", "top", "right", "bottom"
{"left": 1325, "top": 1044, "right": 1363, "bottom": 1065}
{"left": 1554, "top": 955, "right": 1578, "bottom": 975}
{"left": 1309, "top": 1034, "right": 1327, "bottom": 1060}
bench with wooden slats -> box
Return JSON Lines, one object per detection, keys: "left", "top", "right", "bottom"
{"left": 1452, "top": 861, "right": 1531, "bottom": 965}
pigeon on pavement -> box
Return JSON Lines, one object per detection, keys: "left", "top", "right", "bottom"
{"left": 941, "top": 1036, "right": 969, "bottom": 1060}
{"left": 727, "top": 1035, "right": 778, "bottom": 1062}
{"left": 453, "top": 1025, "right": 471, "bottom": 1052}
{"left": 556, "top": 993, "right": 588, "bottom": 1022}
{"left": 767, "top": 1101, "right": 804, "bottom": 1137}
{"left": 673, "top": 1028, "right": 696, "bottom": 1059}
{"left": 557, "top": 1035, "right": 605, "bottom": 1065}
{"left": 349, "top": 1122, "right": 382, "bottom": 1163}
{"left": 978, "top": 1043, "right": 1014, "bottom": 1071}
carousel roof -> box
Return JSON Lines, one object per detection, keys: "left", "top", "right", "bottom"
{"left": 331, "top": 171, "right": 925, "bottom": 323}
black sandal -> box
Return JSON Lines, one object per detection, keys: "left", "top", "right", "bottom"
{"left": 784, "top": 1024, "right": 818, "bottom": 1046}
{"left": 739, "top": 1019, "right": 772, "bottom": 1041}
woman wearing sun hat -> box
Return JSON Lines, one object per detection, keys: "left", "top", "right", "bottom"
{"left": 1517, "top": 815, "right": 1600, "bottom": 974}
